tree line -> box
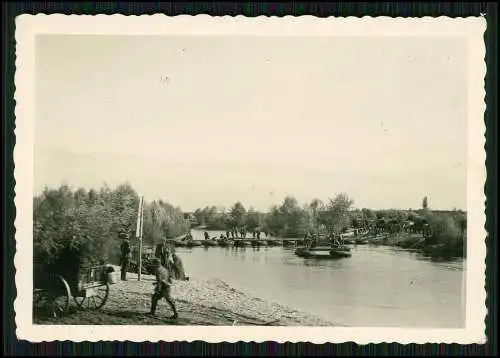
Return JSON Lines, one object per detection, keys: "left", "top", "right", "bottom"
{"left": 33, "top": 183, "right": 190, "bottom": 265}
{"left": 193, "top": 194, "right": 467, "bottom": 249}
{"left": 33, "top": 183, "right": 467, "bottom": 265}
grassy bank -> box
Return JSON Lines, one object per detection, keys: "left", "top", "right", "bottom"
{"left": 360, "top": 232, "right": 465, "bottom": 259}
{"left": 34, "top": 268, "right": 337, "bottom": 326}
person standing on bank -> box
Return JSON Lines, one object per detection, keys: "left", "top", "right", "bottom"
{"left": 155, "top": 239, "right": 170, "bottom": 267}
{"left": 154, "top": 241, "right": 163, "bottom": 264}
{"left": 171, "top": 253, "right": 189, "bottom": 281}
{"left": 120, "top": 235, "right": 131, "bottom": 281}
{"left": 163, "top": 239, "right": 172, "bottom": 265}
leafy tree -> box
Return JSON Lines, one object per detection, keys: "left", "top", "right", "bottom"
{"left": 264, "top": 205, "right": 283, "bottom": 236}
{"left": 308, "top": 199, "right": 324, "bottom": 231}
{"left": 245, "top": 208, "right": 260, "bottom": 231}
{"left": 425, "top": 212, "right": 464, "bottom": 250}
{"left": 230, "top": 202, "right": 247, "bottom": 228}
{"left": 277, "top": 196, "right": 305, "bottom": 237}
{"left": 193, "top": 208, "right": 206, "bottom": 226}
{"left": 33, "top": 183, "right": 189, "bottom": 269}
{"left": 362, "top": 208, "right": 376, "bottom": 221}
{"left": 320, "top": 193, "right": 354, "bottom": 235}
{"left": 204, "top": 206, "right": 221, "bottom": 229}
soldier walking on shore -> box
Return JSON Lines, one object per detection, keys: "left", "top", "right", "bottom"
{"left": 149, "top": 258, "right": 178, "bottom": 319}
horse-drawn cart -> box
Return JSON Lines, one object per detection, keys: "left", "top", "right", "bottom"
{"left": 33, "top": 257, "right": 112, "bottom": 318}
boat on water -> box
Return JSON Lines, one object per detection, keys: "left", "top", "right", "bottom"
{"left": 266, "top": 240, "right": 281, "bottom": 246}
{"left": 218, "top": 240, "right": 234, "bottom": 247}
{"left": 233, "top": 240, "right": 251, "bottom": 247}
{"left": 341, "top": 237, "right": 355, "bottom": 244}
{"left": 251, "top": 240, "right": 268, "bottom": 247}
{"left": 295, "top": 245, "right": 352, "bottom": 259}
{"left": 295, "top": 247, "right": 330, "bottom": 259}
{"left": 202, "top": 239, "right": 218, "bottom": 247}
{"left": 185, "top": 240, "right": 202, "bottom": 247}
{"left": 329, "top": 247, "right": 352, "bottom": 258}
{"left": 355, "top": 238, "right": 369, "bottom": 245}
{"left": 173, "top": 240, "right": 187, "bottom": 247}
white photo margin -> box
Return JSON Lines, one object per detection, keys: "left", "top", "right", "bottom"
{"left": 14, "top": 14, "right": 487, "bottom": 344}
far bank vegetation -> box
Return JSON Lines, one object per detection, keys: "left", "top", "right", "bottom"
{"left": 33, "top": 183, "right": 467, "bottom": 268}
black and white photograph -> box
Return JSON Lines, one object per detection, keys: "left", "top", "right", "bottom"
{"left": 14, "top": 15, "right": 486, "bottom": 344}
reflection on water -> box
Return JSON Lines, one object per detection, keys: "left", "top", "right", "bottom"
{"left": 176, "top": 229, "right": 465, "bottom": 328}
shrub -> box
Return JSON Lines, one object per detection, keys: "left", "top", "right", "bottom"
{"left": 33, "top": 183, "right": 189, "bottom": 268}
{"left": 425, "top": 212, "right": 465, "bottom": 255}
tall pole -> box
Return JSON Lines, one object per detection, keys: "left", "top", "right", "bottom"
{"left": 136, "top": 196, "right": 144, "bottom": 281}
{"left": 140, "top": 196, "right": 145, "bottom": 281}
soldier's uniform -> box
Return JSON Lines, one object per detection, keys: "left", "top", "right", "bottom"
{"left": 150, "top": 258, "right": 178, "bottom": 319}
{"left": 120, "top": 238, "right": 131, "bottom": 281}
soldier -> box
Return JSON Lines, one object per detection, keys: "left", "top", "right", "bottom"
{"left": 155, "top": 239, "right": 172, "bottom": 267}
{"left": 171, "top": 253, "right": 189, "bottom": 281}
{"left": 163, "top": 239, "right": 172, "bottom": 265}
{"left": 120, "top": 235, "right": 131, "bottom": 281}
{"left": 149, "top": 258, "right": 178, "bottom": 319}
{"left": 155, "top": 240, "right": 164, "bottom": 265}
{"left": 310, "top": 233, "right": 319, "bottom": 248}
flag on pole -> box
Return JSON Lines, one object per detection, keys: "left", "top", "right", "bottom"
{"left": 140, "top": 199, "right": 144, "bottom": 239}
{"left": 137, "top": 195, "right": 145, "bottom": 281}
{"left": 136, "top": 196, "right": 144, "bottom": 239}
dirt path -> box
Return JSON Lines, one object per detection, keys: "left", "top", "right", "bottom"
{"left": 34, "top": 269, "right": 337, "bottom": 326}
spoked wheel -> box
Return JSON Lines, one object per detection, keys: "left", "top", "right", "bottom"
{"left": 33, "top": 274, "right": 71, "bottom": 318}
{"left": 74, "top": 283, "right": 110, "bottom": 310}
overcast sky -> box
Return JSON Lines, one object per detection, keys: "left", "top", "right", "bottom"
{"left": 35, "top": 35, "right": 467, "bottom": 212}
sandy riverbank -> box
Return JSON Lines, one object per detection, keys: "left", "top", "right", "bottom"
{"left": 34, "top": 268, "right": 337, "bottom": 326}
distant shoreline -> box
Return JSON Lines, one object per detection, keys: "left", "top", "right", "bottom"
{"left": 176, "top": 229, "right": 466, "bottom": 260}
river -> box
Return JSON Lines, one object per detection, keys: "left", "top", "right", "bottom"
{"left": 174, "top": 229, "right": 465, "bottom": 328}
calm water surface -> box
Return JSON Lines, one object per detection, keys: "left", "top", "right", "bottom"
{"left": 175, "top": 229, "right": 465, "bottom": 327}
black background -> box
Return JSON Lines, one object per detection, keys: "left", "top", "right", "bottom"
{"left": 2, "top": 2, "right": 497, "bottom": 356}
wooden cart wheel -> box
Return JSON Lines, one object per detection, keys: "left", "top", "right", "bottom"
{"left": 74, "top": 282, "right": 110, "bottom": 310}
{"left": 33, "top": 274, "right": 71, "bottom": 318}
{"left": 51, "top": 274, "right": 71, "bottom": 317}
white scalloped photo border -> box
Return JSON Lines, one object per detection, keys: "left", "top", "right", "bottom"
{"left": 13, "top": 14, "right": 487, "bottom": 344}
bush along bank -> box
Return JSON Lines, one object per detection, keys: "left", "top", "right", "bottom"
{"left": 33, "top": 183, "right": 190, "bottom": 269}
{"left": 362, "top": 228, "right": 465, "bottom": 259}
{"left": 190, "top": 196, "right": 465, "bottom": 255}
